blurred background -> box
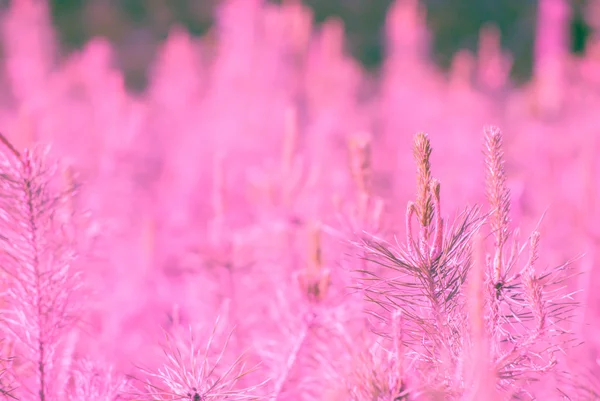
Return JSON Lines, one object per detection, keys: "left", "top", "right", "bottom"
{"left": 12, "top": 0, "right": 586, "bottom": 91}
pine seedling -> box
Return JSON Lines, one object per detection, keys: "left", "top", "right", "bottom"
{"left": 357, "top": 132, "right": 484, "bottom": 394}
{"left": 267, "top": 221, "right": 332, "bottom": 400}
{"left": 481, "top": 126, "right": 582, "bottom": 396}
{"left": 246, "top": 105, "right": 311, "bottom": 222}
{"left": 483, "top": 125, "right": 511, "bottom": 287}
{"left": 348, "top": 132, "right": 372, "bottom": 197}
{"left": 344, "top": 310, "right": 410, "bottom": 401}
{"left": 297, "top": 221, "right": 331, "bottom": 304}
{"left": 70, "top": 359, "right": 129, "bottom": 401}
{"left": 0, "top": 133, "right": 84, "bottom": 400}
{"left": 336, "top": 132, "right": 385, "bottom": 236}
{"left": 135, "top": 316, "right": 264, "bottom": 401}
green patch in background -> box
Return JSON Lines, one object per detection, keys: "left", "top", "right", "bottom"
{"left": 46, "top": 0, "right": 592, "bottom": 91}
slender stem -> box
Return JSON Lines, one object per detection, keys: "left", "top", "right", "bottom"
{"left": 272, "top": 313, "right": 315, "bottom": 400}
{"left": 24, "top": 163, "right": 46, "bottom": 401}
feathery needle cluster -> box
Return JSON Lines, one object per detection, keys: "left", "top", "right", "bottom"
{"left": 135, "top": 317, "right": 265, "bottom": 401}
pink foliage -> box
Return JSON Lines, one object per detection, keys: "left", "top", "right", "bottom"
{"left": 0, "top": 0, "right": 598, "bottom": 400}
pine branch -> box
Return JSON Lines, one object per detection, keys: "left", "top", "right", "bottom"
{"left": 0, "top": 134, "right": 83, "bottom": 400}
